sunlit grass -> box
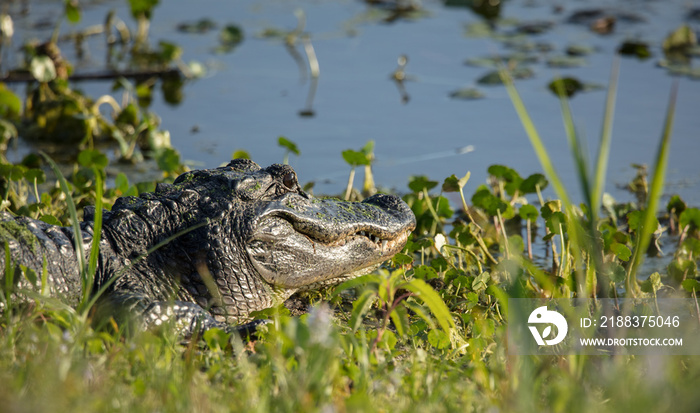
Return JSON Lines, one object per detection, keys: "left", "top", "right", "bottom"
{"left": 0, "top": 70, "right": 696, "bottom": 413}
{"left": 500, "top": 62, "right": 679, "bottom": 297}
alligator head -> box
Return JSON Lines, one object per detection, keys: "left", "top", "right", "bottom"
{"left": 104, "top": 159, "right": 416, "bottom": 323}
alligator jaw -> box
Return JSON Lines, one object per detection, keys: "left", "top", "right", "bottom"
{"left": 246, "top": 193, "right": 415, "bottom": 290}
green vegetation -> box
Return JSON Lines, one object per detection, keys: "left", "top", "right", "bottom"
{"left": 3, "top": 87, "right": 700, "bottom": 410}
{"left": 1, "top": 2, "right": 700, "bottom": 412}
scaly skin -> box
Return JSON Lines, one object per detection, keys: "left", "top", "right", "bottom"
{"left": 1, "top": 159, "right": 416, "bottom": 337}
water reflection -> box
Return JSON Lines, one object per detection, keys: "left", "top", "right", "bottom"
{"left": 3, "top": 0, "right": 700, "bottom": 204}
{"left": 445, "top": 0, "right": 502, "bottom": 22}
{"left": 390, "top": 54, "right": 411, "bottom": 104}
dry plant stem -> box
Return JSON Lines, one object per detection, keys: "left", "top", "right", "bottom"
{"left": 462, "top": 223, "right": 497, "bottom": 265}
{"left": 458, "top": 187, "right": 482, "bottom": 232}
{"left": 302, "top": 35, "right": 320, "bottom": 78}
{"left": 496, "top": 209, "right": 510, "bottom": 260}
{"left": 550, "top": 236, "right": 560, "bottom": 275}
{"left": 344, "top": 167, "right": 355, "bottom": 200}
{"left": 422, "top": 188, "right": 442, "bottom": 234}
{"left": 678, "top": 225, "right": 689, "bottom": 248}
{"left": 135, "top": 16, "right": 149, "bottom": 49}
{"left": 692, "top": 288, "right": 700, "bottom": 326}
{"left": 526, "top": 219, "right": 533, "bottom": 260}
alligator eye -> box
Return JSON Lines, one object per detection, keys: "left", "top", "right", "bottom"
{"left": 282, "top": 172, "right": 297, "bottom": 190}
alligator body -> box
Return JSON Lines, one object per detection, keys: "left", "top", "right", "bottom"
{"left": 0, "top": 159, "right": 416, "bottom": 336}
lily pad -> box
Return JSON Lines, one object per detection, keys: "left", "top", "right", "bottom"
{"left": 566, "top": 44, "right": 596, "bottom": 56}
{"left": 463, "top": 21, "right": 495, "bottom": 38}
{"left": 547, "top": 77, "right": 602, "bottom": 98}
{"left": 516, "top": 21, "right": 554, "bottom": 35}
{"left": 478, "top": 67, "right": 534, "bottom": 85}
{"left": 504, "top": 39, "right": 554, "bottom": 53}
{"left": 546, "top": 56, "right": 587, "bottom": 68}
{"left": 216, "top": 24, "right": 244, "bottom": 53}
{"left": 177, "top": 18, "right": 216, "bottom": 34}
{"left": 449, "top": 87, "right": 484, "bottom": 100}
{"left": 464, "top": 54, "right": 538, "bottom": 68}
{"left": 618, "top": 40, "right": 651, "bottom": 59}
{"left": 663, "top": 24, "right": 697, "bottom": 54}
{"left": 658, "top": 61, "right": 700, "bottom": 79}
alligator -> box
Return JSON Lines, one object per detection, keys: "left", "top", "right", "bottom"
{"left": 0, "top": 159, "right": 416, "bottom": 337}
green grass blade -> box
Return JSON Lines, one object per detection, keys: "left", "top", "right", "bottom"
{"left": 554, "top": 79, "right": 592, "bottom": 210}
{"left": 330, "top": 273, "right": 383, "bottom": 298}
{"left": 83, "top": 167, "right": 104, "bottom": 310}
{"left": 591, "top": 58, "right": 620, "bottom": 217}
{"left": 388, "top": 303, "right": 408, "bottom": 337}
{"left": 40, "top": 153, "right": 87, "bottom": 286}
{"left": 3, "top": 242, "right": 12, "bottom": 306}
{"left": 349, "top": 289, "right": 377, "bottom": 332}
{"left": 500, "top": 69, "right": 572, "bottom": 209}
{"left": 626, "top": 81, "right": 678, "bottom": 293}
{"left": 400, "top": 278, "right": 455, "bottom": 333}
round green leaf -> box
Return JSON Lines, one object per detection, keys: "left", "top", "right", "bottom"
{"left": 342, "top": 149, "right": 371, "bottom": 166}
{"left": 681, "top": 279, "right": 700, "bottom": 293}
{"left": 65, "top": 0, "right": 81, "bottom": 23}
{"left": 23, "top": 168, "right": 46, "bottom": 184}
{"left": 278, "top": 136, "right": 300, "bottom": 156}
{"left": 606, "top": 262, "right": 626, "bottom": 284}
{"left": 78, "top": 149, "right": 109, "bottom": 169}
{"left": 610, "top": 242, "right": 632, "bottom": 262}
{"left": 156, "top": 148, "right": 181, "bottom": 173}
{"left": 519, "top": 204, "right": 539, "bottom": 221}
{"left": 30, "top": 56, "right": 57, "bottom": 83}
{"left": 442, "top": 175, "right": 461, "bottom": 192}
{"left": 128, "top": 0, "right": 159, "bottom": 19}
{"left": 39, "top": 214, "right": 62, "bottom": 226}
{"left": 0, "top": 85, "right": 21, "bottom": 120}
{"left": 540, "top": 200, "right": 561, "bottom": 220}
{"left": 666, "top": 194, "right": 686, "bottom": 215}
{"left": 391, "top": 253, "right": 413, "bottom": 266}
{"left": 232, "top": 150, "right": 250, "bottom": 160}
{"left": 520, "top": 173, "right": 548, "bottom": 193}
{"left": 427, "top": 329, "right": 450, "bottom": 349}
{"left": 471, "top": 188, "right": 508, "bottom": 217}
{"left": 679, "top": 208, "right": 700, "bottom": 231}
{"left": 408, "top": 176, "right": 438, "bottom": 193}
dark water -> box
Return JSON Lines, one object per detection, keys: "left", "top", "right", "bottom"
{"left": 5, "top": 0, "right": 700, "bottom": 207}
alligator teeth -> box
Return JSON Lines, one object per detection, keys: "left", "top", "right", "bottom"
{"left": 381, "top": 239, "right": 388, "bottom": 251}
